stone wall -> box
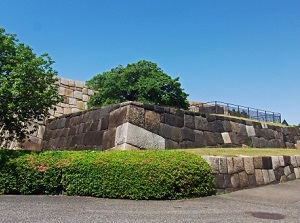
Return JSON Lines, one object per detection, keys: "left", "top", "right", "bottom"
{"left": 203, "top": 155, "right": 300, "bottom": 190}
{"left": 42, "top": 101, "right": 300, "bottom": 151}
{"left": 4, "top": 78, "right": 95, "bottom": 151}
{"left": 51, "top": 77, "right": 95, "bottom": 118}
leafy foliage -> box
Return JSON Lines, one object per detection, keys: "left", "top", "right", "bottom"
{"left": 87, "top": 60, "right": 189, "bottom": 110}
{"left": 229, "top": 109, "right": 249, "bottom": 118}
{"left": 0, "top": 27, "right": 61, "bottom": 145}
{"left": 0, "top": 150, "right": 216, "bottom": 199}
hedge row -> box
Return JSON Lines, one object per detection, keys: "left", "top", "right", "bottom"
{"left": 0, "top": 149, "right": 216, "bottom": 199}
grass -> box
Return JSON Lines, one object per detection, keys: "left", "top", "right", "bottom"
{"left": 213, "top": 114, "right": 287, "bottom": 127}
{"left": 178, "top": 148, "right": 300, "bottom": 157}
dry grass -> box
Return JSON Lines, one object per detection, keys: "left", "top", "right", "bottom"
{"left": 213, "top": 114, "right": 286, "bottom": 127}
{"left": 178, "top": 148, "right": 300, "bottom": 157}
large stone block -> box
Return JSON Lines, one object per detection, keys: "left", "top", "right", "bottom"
{"left": 239, "top": 171, "right": 249, "bottom": 188}
{"left": 165, "top": 139, "right": 179, "bottom": 149}
{"left": 181, "top": 127, "right": 195, "bottom": 142}
{"left": 255, "top": 169, "right": 264, "bottom": 185}
{"left": 233, "top": 157, "right": 244, "bottom": 172}
{"left": 145, "top": 110, "right": 160, "bottom": 134}
{"left": 291, "top": 156, "right": 298, "bottom": 167}
{"left": 108, "top": 106, "right": 129, "bottom": 129}
{"left": 221, "top": 132, "right": 231, "bottom": 144}
{"left": 204, "top": 131, "right": 217, "bottom": 146}
{"left": 115, "top": 122, "right": 165, "bottom": 150}
{"left": 202, "top": 156, "right": 219, "bottom": 174}
{"left": 262, "top": 156, "right": 272, "bottom": 169}
{"left": 271, "top": 156, "right": 280, "bottom": 170}
{"left": 163, "top": 113, "right": 184, "bottom": 128}
{"left": 194, "top": 130, "right": 206, "bottom": 147}
{"left": 102, "top": 128, "right": 116, "bottom": 150}
{"left": 227, "top": 157, "right": 234, "bottom": 174}
{"left": 262, "top": 169, "right": 270, "bottom": 184}
{"left": 127, "top": 105, "right": 145, "bottom": 127}
{"left": 194, "top": 116, "right": 209, "bottom": 131}
{"left": 184, "top": 114, "right": 195, "bottom": 129}
{"left": 246, "top": 125, "right": 256, "bottom": 137}
{"left": 222, "top": 120, "right": 232, "bottom": 132}
{"left": 231, "top": 173, "right": 240, "bottom": 188}
{"left": 268, "top": 170, "right": 276, "bottom": 183}
{"left": 219, "top": 157, "right": 228, "bottom": 174}
{"left": 253, "top": 157, "right": 263, "bottom": 169}
{"left": 243, "top": 156, "right": 254, "bottom": 174}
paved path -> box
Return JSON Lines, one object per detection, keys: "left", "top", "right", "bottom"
{"left": 1, "top": 180, "right": 300, "bottom": 223}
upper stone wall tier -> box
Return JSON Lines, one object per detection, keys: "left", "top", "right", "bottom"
{"left": 50, "top": 77, "right": 95, "bottom": 118}
{"left": 42, "top": 101, "right": 300, "bottom": 151}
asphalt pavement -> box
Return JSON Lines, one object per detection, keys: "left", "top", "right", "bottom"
{"left": 1, "top": 180, "right": 300, "bottom": 223}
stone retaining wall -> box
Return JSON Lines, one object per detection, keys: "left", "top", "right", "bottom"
{"left": 203, "top": 155, "right": 300, "bottom": 190}
{"left": 42, "top": 101, "right": 300, "bottom": 151}
{"left": 52, "top": 77, "right": 95, "bottom": 118}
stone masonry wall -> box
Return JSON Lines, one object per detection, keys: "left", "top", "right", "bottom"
{"left": 203, "top": 155, "right": 300, "bottom": 190}
{"left": 42, "top": 101, "right": 300, "bottom": 151}
{"left": 8, "top": 78, "right": 95, "bottom": 151}
{"left": 51, "top": 77, "right": 95, "bottom": 118}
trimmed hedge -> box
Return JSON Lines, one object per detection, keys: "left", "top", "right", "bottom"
{"left": 0, "top": 150, "right": 216, "bottom": 199}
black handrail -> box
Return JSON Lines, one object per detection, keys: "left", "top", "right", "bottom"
{"left": 190, "top": 101, "right": 281, "bottom": 123}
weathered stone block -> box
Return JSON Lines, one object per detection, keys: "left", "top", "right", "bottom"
{"left": 83, "top": 131, "right": 103, "bottom": 146}
{"left": 253, "top": 157, "right": 263, "bottom": 169}
{"left": 268, "top": 170, "right": 276, "bottom": 183}
{"left": 243, "top": 156, "right": 254, "bottom": 174}
{"left": 102, "top": 128, "right": 116, "bottom": 150}
{"left": 115, "top": 122, "right": 165, "bottom": 150}
{"left": 68, "top": 97, "right": 77, "bottom": 105}
{"left": 194, "top": 130, "right": 206, "bottom": 147}
{"left": 231, "top": 173, "right": 240, "bottom": 188}
{"left": 214, "top": 132, "right": 224, "bottom": 144}
{"left": 288, "top": 173, "right": 296, "bottom": 180}
{"left": 229, "top": 132, "right": 239, "bottom": 145}
{"left": 233, "top": 157, "right": 244, "bottom": 172}
{"left": 221, "top": 132, "right": 231, "bottom": 144}
{"left": 295, "top": 155, "right": 300, "bottom": 166}
{"left": 284, "top": 166, "right": 291, "bottom": 176}
{"left": 165, "top": 139, "right": 179, "bottom": 149}
{"left": 108, "top": 106, "right": 129, "bottom": 129}
{"left": 262, "top": 156, "right": 272, "bottom": 169}
{"left": 127, "top": 105, "right": 145, "bottom": 128}
{"left": 246, "top": 125, "right": 256, "bottom": 137}
{"left": 271, "top": 156, "right": 280, "bottom": 170}
{"left": 194, "top": 116, "right": 208, "bottom": 131}
{"left": 179, "top": 141, "right": 196, "bottom": 148}
{"left": 283, "top": 156, "right": 291, "bottom": 165}
{"left": 184, "top": 114, "right": 195, "bottom": 129}
{"left": 291, "top": 156, "right": 298, "bottom": 167}
{"left": 239, "top": 171, "right": 249, "bottom": 188}
{"left": 203, "top": 156, "right": 219, "bottom": 173}
{"left": 145, "top": 110, "right": 160, "bottom": 134}
{"left": 181, "top": 127, "right": 195, "bottom": 141}
{"left": 295, "top": 168, "right": 300, "bottom": 179}
{"left": 262, "top": 169, "right": 270, "bottom": 184}
{"left": 159, "top": 124, "right": 172, "bottom": 140}
{"left": 219, "top": 157, "right": 228, "bottom": 174}
{"left": 204, "top": 131, "right": 217, "bottom": 146}
{"left": 222, "top": 121, "right": 232, "bottom": 132}
{"left": 227, "top": 157, "right": 234, "bottom": 174}
{"left": 163, "top": 113, "right": 184, "bottom": 128}
{"left": 76, "top": 101, "right": 85, "bottom": 110}
{"left": 248, "top": 174, "right": 256, "bottom": 187}
{"left": 255, "top": 169, "right": 264, "bottom": 185}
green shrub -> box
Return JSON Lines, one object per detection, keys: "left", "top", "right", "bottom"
{"left": 0, "top": 149, "right": 34, "bottom": 194}
{"left": 0, "top": 150, "right": 216, "bottom": 199}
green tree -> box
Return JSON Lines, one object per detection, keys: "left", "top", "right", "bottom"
{"left": 0, "top": 28, "right": 61, "bottom": 145}
{"left": 87, "top": 60, "right": 189, "bottom": 109}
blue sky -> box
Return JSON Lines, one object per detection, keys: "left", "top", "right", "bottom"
{"left": 1, "top": 0, "right": 299, "bottom": 124}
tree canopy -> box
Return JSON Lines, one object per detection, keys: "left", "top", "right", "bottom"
{"left": 0, "top": 27, "right": 61, "bottom": 145}
{"left": 87, "top": 60, "right": 189, "bottom": 109}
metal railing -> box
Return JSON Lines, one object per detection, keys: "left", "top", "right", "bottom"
{"left": 189, "top": 101, "right": 281, "bottom": 123}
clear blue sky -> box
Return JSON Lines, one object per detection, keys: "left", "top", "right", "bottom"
{"left": 1, "top": 0, "right": 299, "bottom": 124}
